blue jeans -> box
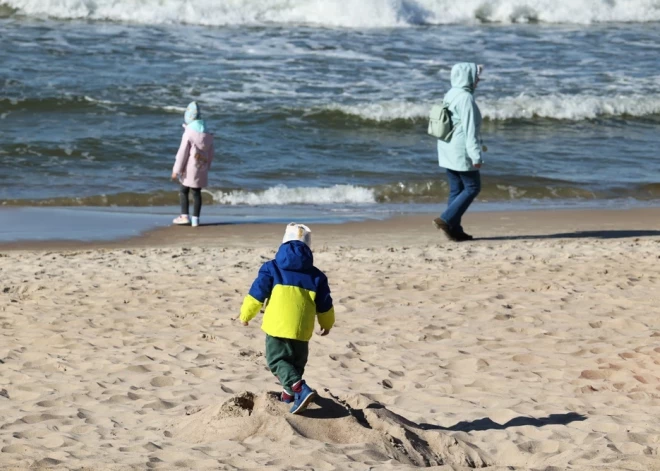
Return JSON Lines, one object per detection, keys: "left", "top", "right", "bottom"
{"left": 441, "top": 169, "right": 481, "bottom": 232}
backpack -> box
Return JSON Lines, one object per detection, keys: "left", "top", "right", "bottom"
{"left": 428, "top": 102, "right": 455, "bottom": 142}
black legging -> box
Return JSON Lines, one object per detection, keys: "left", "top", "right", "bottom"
{"left": 180, "top": 185, "right": 202, "bottom": 218}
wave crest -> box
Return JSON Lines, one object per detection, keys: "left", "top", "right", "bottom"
{"left": 4, "top": 93, "right": 659, "bottom": 123}
{"left": 313, "top": 94, "right": 660, "bottom": 123}
{"left": 5, "top": 180, "right": 660, "bottom": 207}
{"left": 206, "top": 185, "right": 377, "bottom": 205}
{"left": 3, "top": 0, "right": 660, "bottom": 26}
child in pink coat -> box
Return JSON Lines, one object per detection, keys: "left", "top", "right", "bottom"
{"left": 171, "top": 102, "right": 214, "bottom": 227}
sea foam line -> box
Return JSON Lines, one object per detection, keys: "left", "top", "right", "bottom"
{"left": 4, "top": 0, "right": 660, "bottom": 27}
{"left": 317, "top": 93, "right": 660, "bottom": 122}
{"left": 205, "top": 184, "right": 377, "bottom": 206}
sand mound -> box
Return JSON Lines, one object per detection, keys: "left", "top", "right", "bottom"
{"left": 172, "top": 390, "right": 492, "bottom": 468}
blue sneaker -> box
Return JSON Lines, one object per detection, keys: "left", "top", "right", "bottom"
{"left": 289, "top": 382, "right": 316, "bottom": 414}
{"left": 281, "top": 391, "right": 294, "bottom": 404}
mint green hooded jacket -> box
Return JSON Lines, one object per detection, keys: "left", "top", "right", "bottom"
{"left": 437, "top": 63, "right": 483, "bottom": 172}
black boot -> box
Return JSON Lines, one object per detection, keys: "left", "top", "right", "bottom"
{"left": 433, "top": 218, "right": 459, "bottom": 241}
{"left": 453, "top": 230, "right": 474, "bottom": 241}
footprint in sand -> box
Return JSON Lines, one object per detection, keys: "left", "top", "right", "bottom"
{"left": 150, "top": 376, "right": 177, "bottom": 387}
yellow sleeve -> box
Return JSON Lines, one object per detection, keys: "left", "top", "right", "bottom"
{"left": 240, "top": 295, "right": 264, "bottom": 323}
{"left": 317, "top": 307, "right": 335, "bottom": 331}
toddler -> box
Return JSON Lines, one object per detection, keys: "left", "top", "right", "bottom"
{"left": 171, "top": 101, "right": 214, "bottom": 227}
{"left": 239, "top": 223, "right": 335, "bottom": 414}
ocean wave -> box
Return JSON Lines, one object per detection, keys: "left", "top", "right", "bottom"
{"left": 4, "top": 93, "right": 660, "bottom": 124}
{"left": 311, "top": 94, "right": 660, "bottom": 123}
{"left": 0, "top": 96, "right": 96, "bottom": 112}
{"left": 3, "top": 0, "right": 660, "bottom": 27}
{"left": 0, "top": 191, "right": 177, "bottom": 207}
{"left": 208, "top": 180, "right": 660, "bottom": 205}
{"left": 479, "top": 94, "right": 660, "bottom": 121}
{"left": 0, "top": 96, "right": 185, "bottom": 114}
{"left": 6, "top": 180, "right": 660, "bottom": 207}
{"left": 206, "top": 185, "right": 377, "bottom": 205}
{"left": 373, "top": 179, "right": 603, "bottom": 203}
{"left": 0, "top": 186, "right": 377, "bottom": 206}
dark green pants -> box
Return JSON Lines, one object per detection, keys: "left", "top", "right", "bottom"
{"left": 265, "top": 335, "right": 309, "bottom": 394}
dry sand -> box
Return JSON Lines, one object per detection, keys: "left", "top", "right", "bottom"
{"left": 2, "top": 208, "right": 660, "bottom": 470}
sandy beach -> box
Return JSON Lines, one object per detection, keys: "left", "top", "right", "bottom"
{"left": 2, "top": 208, "right": 660, "bottom": 470}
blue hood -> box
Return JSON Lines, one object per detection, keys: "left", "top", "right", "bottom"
{"left": 184, "top": 101, "right": 201, "bottom": 124}
{"left": 450, "top": 62, "right": 478, "bottom": 94}
{"left": 275, "top": 241, "right": 314, "bottom": 272}
{"left": 187, "top": 119, "right": 207, "bottom": 133}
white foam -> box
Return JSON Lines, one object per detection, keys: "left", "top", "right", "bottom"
{"left": 5, "top": 0, "right": 660, "bottom": 26}
{"left": 480, "top": 94, "right": 660, "bottom": 120}
{"left": 321, "top": 94, "right": 660, "bottom": 122}
{"left": 205, "top": 184, "right": 376, "bottom": 206}
{"left": 317, "top": 102, "right": 430, "bottom": 122}
{"left": 83, "top": 96, "right": 114, "bottom": 105}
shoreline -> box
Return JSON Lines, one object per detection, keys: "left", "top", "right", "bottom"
{"left": 2, "top": 206, "right": 660, "bottom": 251}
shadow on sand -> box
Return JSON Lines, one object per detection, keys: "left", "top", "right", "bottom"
{"left": 417, "top": 411, "right": 587, "bottom": 432}
{"left": 300, "top": 395, "right": 587, "bottom": 433}
{"left": 477, "top": 230, "right": 660, "bottom": 241}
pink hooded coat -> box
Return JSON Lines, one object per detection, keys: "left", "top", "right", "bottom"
{"left": 173, "top": 126, "right": 214, "bottom": 189}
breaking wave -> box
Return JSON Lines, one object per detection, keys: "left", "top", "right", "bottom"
{"left": 5, "top": 181, "right": 660, "bottom": 207}
{"left": 4, "top": 94, "right": 659, "bottom": 123}
{"left": 206, "top": 185, "right": 377, "bottom": 205}
{"left": 3, "top": 0, "right": 660, "bottom": 27}
{"left": 313, "top": 94, "right": 660, "bottom": 123}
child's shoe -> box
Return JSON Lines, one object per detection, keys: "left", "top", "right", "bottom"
{"left": 289, "top": 381, "right": 316, "bottom": 414}
{"left": 173, "top": 215, "right": 190, "bottom": 225}
{"left": 280, "top": 390, "right": 294, "bottom": 404}
{"left": 191, "top": 216, "right": 199, "bottom": 227}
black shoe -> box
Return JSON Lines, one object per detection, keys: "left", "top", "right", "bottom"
{"left": 453, "top": 230, "right": 474, "bottom": 242}
{"left": 433, "top": 218, "right": 459, "bottom": 241}
{"left": 456, "top": 227, "right": 474, "bottom": 240}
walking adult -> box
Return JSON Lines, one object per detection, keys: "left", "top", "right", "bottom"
{"left": 433, "top": 63, "right": 484, "bottom": 242}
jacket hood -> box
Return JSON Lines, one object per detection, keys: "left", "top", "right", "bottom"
{"left": 275, "top": 241, "right": 314, "bottom": 272}
{"left": 184, "top": 101, "right": 201, "bottom": 124}
{"left": 185, "top": 125, "right": 212, "bottom": 150}
{"left": 187, "top": 119, "right": 207, "bottom": 133}
{"left": 450, "top": 63, "right": 479, "bottom": 93}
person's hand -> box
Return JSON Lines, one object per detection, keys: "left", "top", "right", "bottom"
{"left": 171, "top": 172, "right": 178, "bottom": 181}
{"left": 242, "top": 321, "right": 249, "bottom": 326}
{"left": 473, "top": 163, "right": 482, "bottom": 169}
{"left": 318, "top": 328, "right": 330, "bottom": 336}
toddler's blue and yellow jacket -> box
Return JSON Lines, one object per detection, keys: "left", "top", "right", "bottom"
{"left": 240, "top": 241, "right": 335, "bottom": 342}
